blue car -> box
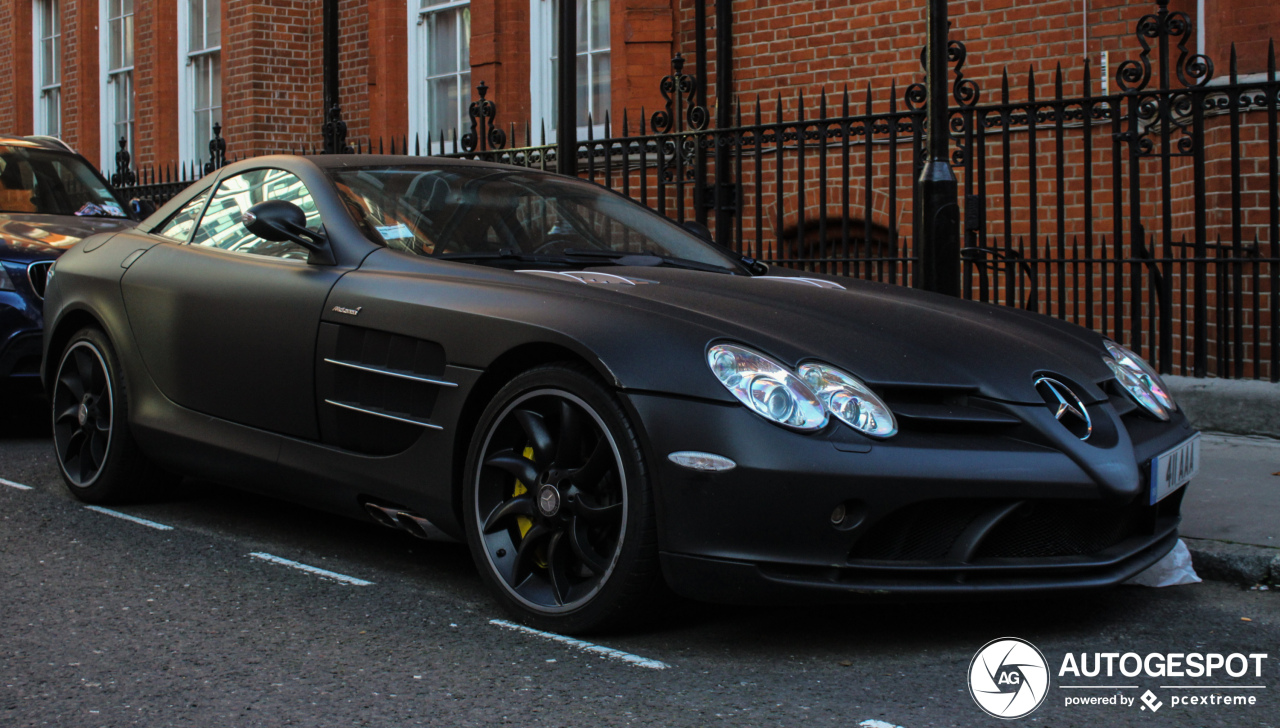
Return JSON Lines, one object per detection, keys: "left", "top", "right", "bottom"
{"left": 0, "top": 136, "right": 137, "bottom": 393}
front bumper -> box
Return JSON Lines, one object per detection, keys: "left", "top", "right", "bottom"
{"left": 624, "top": 390, "right": 1194, "bottom": 604}
{"left": 0, "top": 286, "right": 44, "bottom": 386}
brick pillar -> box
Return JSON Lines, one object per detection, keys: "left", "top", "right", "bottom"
{"left": 368, "top": 0, "right": 409, "bottom": 143}
{"left": 61, "top": 0, "right": 100, "bottom": 161}
{"left": 614, "top": 0, "right": 674, "bottom": 133}
{"left": 222, "top": 0, "right": 325, "bottom": 157}
{"left": 134, "top": 0, "right": 179, "bottom": 166}
{"left": 471, "top": 0, "right": 531, "bottom": 142}
{"left": 338, "top": 0, "right": 371, "bottom": 144}
{"left": 0, "top": 0, "right": 34, "bottom": 135}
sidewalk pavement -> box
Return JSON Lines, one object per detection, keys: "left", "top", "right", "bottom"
{"left": 1180, "top": 432, "right": 1280, "bottom": 585}
{"left": 1161, "top": 376, "right": 1280, "bottom": 584}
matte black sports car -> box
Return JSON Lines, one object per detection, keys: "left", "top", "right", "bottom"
{"left": 42, "top": 155, "right": 1200, "bottom": 633}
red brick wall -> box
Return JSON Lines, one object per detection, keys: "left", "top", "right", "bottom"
{"left": 471, "top": 0, "right": 532, "bottom": 141}
{"left": 134, "top": 0, "right": 180, "bottom": 167}
{"left": 0, "top": 0, "right": 34, "bottom": 135}
{"left": 611, "top": 0, "right": 674, "bottom": 134}
{"left": 367, "top": 0, "right": 408, "bottom": 143}
{"left": 5, "top": 0, "right": 1278, "bottom": 165}
{"left": 1204, "top": 0, "right": 1280, "bottom": 74}
{"left": 337, "top": 0, "right": 370, "bottom": 144}
{"left": 223, "top": 0, "right": 325, "bottom": 157}
{"left": 61, "top": 0, "right": 100, "bottom": 161}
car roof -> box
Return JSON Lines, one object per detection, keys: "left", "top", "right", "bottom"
{"left": 0, "top": 135, "right": 77, "bottom": 154}
{"left": 296, "top": 153, "right": 526, "bottom": 172}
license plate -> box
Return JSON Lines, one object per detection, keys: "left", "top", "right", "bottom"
{"left": 1149, "top": 433, "right": 1200, "bottom": 505}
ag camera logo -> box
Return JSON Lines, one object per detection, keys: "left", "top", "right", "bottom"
{"left": 969, "top": 637, "right": 1050, "bottom": 719}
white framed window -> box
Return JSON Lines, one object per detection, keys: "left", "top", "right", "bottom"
{"left": 100, "top": 0, "right": 136, "bottom": 172}
{"left": 530, "top": 0, "right": 610, "bottom": 140}
{"left": 408, "top": 0, "right": 471, "bottom": 151}
{"left": 33, "top": 0, "right": 62, "bottom": 137}
{"left": 178, "top": 0, "right": 222, "bottom": 165}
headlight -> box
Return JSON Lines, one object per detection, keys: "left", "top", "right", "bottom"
{"left": 707, "top": 344, "right": 828, "bottom": 431}
{"left": 1103, "top": 340, "right": 1175, "bottom": 420}
{"left": 0, "top": 265, "right": 15, "bottom": 291}
{"left": 797, "top": 362, "right": 898, "bottom": 438}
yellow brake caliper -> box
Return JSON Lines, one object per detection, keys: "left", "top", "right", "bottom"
{"left": 512, "top": 446, "right": 534, "bottom": 539}
{"left": 512, "top": 446, "right": 547, "bottom": 568}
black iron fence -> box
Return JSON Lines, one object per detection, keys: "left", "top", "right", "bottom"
{"left": 111, "top": 0, "right": 1278, "bottom": 382}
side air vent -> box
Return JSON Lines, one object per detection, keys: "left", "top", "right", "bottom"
{"left": 318, "top": 324, "right": 452, "bottom": 455}
{"left": 27, "top": 261, "right": 53, "bottom": 299}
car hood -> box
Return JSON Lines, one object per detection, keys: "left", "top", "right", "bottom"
{"left": 566, "top": 266, "right": 1113, "bottom": 406}
{"left": 0, "top": 214, "right": 136, "bottom": 261}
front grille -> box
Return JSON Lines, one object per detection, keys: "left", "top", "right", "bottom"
{"left": 849, "top": 498, "right": 1155, "bottom": 562}
{"left": 27, "top": 261, "right": 53, "bottom": 299}
{"left": 975, "top": 501, "right": 1149, "bottom": 558}
{"left": 850, "top": 500, "right": 991, "bottom": 560}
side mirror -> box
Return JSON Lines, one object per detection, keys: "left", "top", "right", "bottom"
{"left": 681, "top": 220, "right": 714, "bottom": 242}
{"left": 242, "top": 200, "right": 334, "bottom": 265}
{"left": 129, "top": 197, "right": 157, "bottom": 219}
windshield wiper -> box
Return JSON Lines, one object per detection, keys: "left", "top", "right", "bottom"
{"left": 561, "top": 249, "right": 737, "bottom": 274}
{"left": 435, "top": 249, "right": 557, "bottom": 264}
{"left": 437, "top": 248, "right": 741, "bottom": 275}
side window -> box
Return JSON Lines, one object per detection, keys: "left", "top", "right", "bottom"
{"left": 154, "top": 189, "right": 209, "bottom": 242}
{"left": 190, "top": 168, "right": 321, "bottom": 260}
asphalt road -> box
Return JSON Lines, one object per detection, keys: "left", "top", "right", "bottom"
{"left": 1, "top": 407, "right": 1276, "bottom": 728}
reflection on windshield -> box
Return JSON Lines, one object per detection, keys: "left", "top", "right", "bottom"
{"left": 327, "top": 166, "right": 741, "bottom": 272}
{"left": 0, "top": 145, "right": 128, "bottom": 218}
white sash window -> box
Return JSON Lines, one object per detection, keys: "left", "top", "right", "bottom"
{"left": 408, "top": 0, "right": 472, "bottom": 151}
{"left": 530, "top": 0, "right": 610, "bottom": 140}
{"left": 179, "top": 0, "right": 222, "bottom": 165}
{"left": 101, "top": 0, "right": 136, "bottom": 171}
{"left": 34, "top": 0, "right": 62, "bottom": 137}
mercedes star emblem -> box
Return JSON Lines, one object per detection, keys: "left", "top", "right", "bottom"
{"left": 537, "top": 484, "right": 561, "bottom": 517}
{"left": 1034, "top": 376, "right": 1093, "bottom": 440}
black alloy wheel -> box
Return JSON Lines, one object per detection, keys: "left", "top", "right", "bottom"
{"left": 53, "top": 339, "right": 114, "bottom": 487}
{"left": 464, "top": 364, "right": 663, "bottom": 634}
{"left": 51, "top": 327, "right": 170, "bottom": 503}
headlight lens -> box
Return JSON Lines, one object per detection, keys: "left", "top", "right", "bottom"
{"left": 0, "top": 266, "right": 15, "bottom": 291}
{"left": 707, "top": 344, "right": 828, "bottom": 431}
{"left": 1103, "top": 340, "right": 1175, "bottom": 420}
{"left": 797, "top": 362, "right": 898, "bottom": 438}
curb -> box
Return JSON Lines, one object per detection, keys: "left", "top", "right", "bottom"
{"left": 1183, "top": 537, "right": 1280, "bottom": 586}
{"left": 1165, "top": 375, "right": 1280, "bottom": 439}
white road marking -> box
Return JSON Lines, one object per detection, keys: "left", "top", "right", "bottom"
{"left": 0, "top": 477, "right": 34, "bottom": 490}
{"left": 859, "top": 721, "right": 907, "bottom": 728}
{"left": 83, "top": 505, "right": 174, "bottom": 531}
{"left": 488, "top": 619, "right": 671, "bottom": 670}
{"left": 248, "top": 552, "right": 374, "bottom": 586}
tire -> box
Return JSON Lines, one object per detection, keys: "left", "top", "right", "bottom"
{"left": 462, "top": 363, "right": 665, "bottom": 634}
{"left": 50, "top": 327, "right": 172, "bottom": 503}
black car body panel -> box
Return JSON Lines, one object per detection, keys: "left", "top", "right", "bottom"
{"left": 42, "top": 154, "right": 1195, "bottom": 604}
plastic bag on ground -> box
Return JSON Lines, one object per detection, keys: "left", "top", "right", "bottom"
{"left": 1125, "top": 539, "right": 1202, "bottom": 587}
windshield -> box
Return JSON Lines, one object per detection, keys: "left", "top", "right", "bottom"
{"left": 0, "top": 144, "right": 129, "bottom": 218}
{"left": 327, "top": 165, "right": 743, "bottom": 273}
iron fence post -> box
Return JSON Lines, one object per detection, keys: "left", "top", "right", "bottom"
{"left": 322, "top": 0, "right": 340, "bottom": 153}
{"left": 918, "top": 0, "right": 961, "bottom": 296}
